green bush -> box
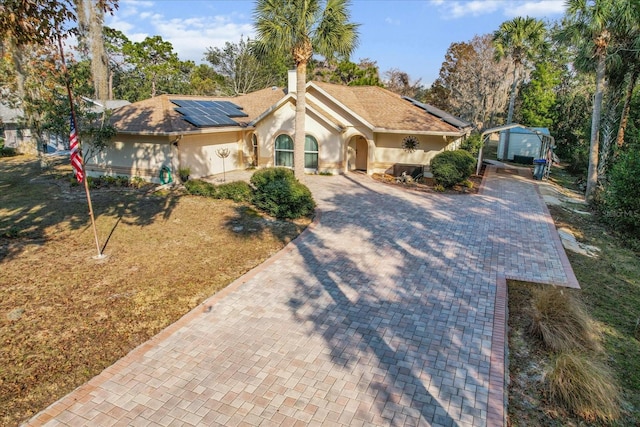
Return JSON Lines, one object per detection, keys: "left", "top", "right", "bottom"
{"left": 184, "top": 179, "right": 217, "bottom": 197}
{"left": 250, "top": 168, "right": 315, "bottom": 219}
{"left": 430, "top": 150, "right": 476, "bottom": 188}
{"left": 0, "top": 147, "right": 18, "bottom": 157}
{"left": 250, "top": 167, "right": 296, "bottom": 189}
{"left": 460, "top": 133, "right": 482, "bottom": 157}
{"left": 214, "top": 181, "right": 253, "bottom": 202}
{"left": 603, "top": 149, "right": 640, "bottom": 238}
{"left": 431, "top": 163, "right": 460, "bottom": 188}
{"left": 566, "top": 146, "right": 589, "bottom": 177}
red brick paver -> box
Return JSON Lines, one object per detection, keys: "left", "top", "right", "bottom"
{"left": 25, "top": 167, "right": 578, "bottom": 427}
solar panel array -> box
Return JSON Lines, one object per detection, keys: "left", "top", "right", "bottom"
{"left": 171, "top": 99, "right": 248, "bottom": 128}
{"left": 402, "top": 96, "right": 471, "bottom": 129}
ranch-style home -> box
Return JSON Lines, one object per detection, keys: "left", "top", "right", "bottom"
{"left": 90, "top": 71, "right": 471, "bottom": 183}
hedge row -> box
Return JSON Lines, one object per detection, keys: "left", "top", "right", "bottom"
{"left": 185, "top": 168, "right": 315, "bottom": 219}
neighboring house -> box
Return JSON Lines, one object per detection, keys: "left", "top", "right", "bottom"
{"left": 0, "top": 102, "right": 34, "bottom": 153}
{"left": 0, "top": 98, "right": 130, "bottom": 154}
{"left": 95, "top": 71, "right": 471, "bottom": 183}
{"left": 497, "top": 127, "right": 551, "bottom": 162}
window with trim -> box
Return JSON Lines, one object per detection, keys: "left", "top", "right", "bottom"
{"left": 274, "top": 134, "right": 293, "bottom": 167}
{"left": 305, "top": 135, "right": 319, "bottom": 170}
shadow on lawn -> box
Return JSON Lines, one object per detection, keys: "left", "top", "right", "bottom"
{"left": 280, "top": 173, "right": 507, "bottom": 425}
{"left": 0, "top": 155, "right": 180, "bottom": 263}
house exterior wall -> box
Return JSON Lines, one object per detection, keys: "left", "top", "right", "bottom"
{"left": 3, "top": 125, "right": 36, "bottom": 154}
{"left": 371, "top": 133, "right": 459, "bottom": 174}
{"left": 87, "top": 134, "right": 174, "bottom": 183}
{"left": 252, "top": 102, "right": 345, "bottom": 174}
{"left": 179, "top": 132, "right": 243, "bottom": 179}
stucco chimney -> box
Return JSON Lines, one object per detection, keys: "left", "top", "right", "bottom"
{"left": 287, "top": 69, "right": 296, "bottom": 94}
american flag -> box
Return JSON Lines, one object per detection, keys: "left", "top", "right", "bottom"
{"left": 69, "top": 116, "right": 84, "bottom": 183}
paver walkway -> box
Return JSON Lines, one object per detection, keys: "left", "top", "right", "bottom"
{"left": 26, "top": 166, "right": 578, "bottom": 427}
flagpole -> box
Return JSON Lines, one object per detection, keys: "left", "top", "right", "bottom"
{"left": 57, "top": 35, "right": 104, "bottom": 259}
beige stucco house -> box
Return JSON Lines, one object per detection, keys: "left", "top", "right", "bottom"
{"left": 90, "top": 71, "right": 471, "bottom": 183}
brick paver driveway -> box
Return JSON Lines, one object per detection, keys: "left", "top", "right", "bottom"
{"left": 27, "top": 166, "right": 578, "bottom": 427}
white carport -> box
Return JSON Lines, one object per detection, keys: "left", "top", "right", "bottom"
{"left": 476, "top": 124, "right": 555, "bottom": 178}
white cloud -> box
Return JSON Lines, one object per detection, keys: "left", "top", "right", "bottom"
{"left": 505, "top": 1, "right": 566, "bottom": 17}
{"left": 106, "top": 6, "right": 254, "bottom": 63}
{"left": 116, "top": 0, "right": 155, "bottom": 18}
{"left": 149, "top": 15, "right": 254, "bottom": 62}
{"left": 385, "top": 17, "right": 401, "bottom": 25}
{"left": 432, "top": 0, "right": 565, "bottom": 19}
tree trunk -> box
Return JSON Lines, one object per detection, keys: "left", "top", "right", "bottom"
{"left": 502, "top": 66, "right": 519, "bottom": 160}
{"left": 294, "top": 62, "right": 306, "bottom": 181}
{"left": 616, "top": 66, "right": 639, "bottom": 148}
{"left": 10, "top": 42, "right": 26, "bottom": 99}
{"left": 88, "top": 2, "right": 109, "bottom": 101}
{"left": 151, "top": 76, "right": 157, "bottom": 98}
{"left": 586, "top": 54, "right": 606, "bottom": 202}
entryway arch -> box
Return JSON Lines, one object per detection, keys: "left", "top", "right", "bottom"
{"left": 347, "top": 135, "right": 369, "bottom": 172}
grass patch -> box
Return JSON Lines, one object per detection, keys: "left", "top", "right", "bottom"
{"left": 0, "top": 156, "right": 310, "bottom": 426}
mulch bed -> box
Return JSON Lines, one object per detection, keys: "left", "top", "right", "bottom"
{"left": 371, "top": 172, "right": 483, "bottom": 195}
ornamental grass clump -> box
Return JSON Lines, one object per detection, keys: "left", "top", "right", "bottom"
{"left": 547, "top": 352, "right": 621, "bottom": 423}
{"left": 250, "top": 167, "right": 315, "bottom": 219}
{"left": 529, "top": 286, "right": 600, "bottom": 352}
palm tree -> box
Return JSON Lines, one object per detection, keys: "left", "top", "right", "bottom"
{"left": 253, "top": 0, "right": 359, "bottom": 180}
{"left": 493, "top": 17, "right": 547, "bottom": 124}
{"left": 559, "top": 0, "right": 632, "bottom": 201}
{"left": 612, "top": 5, "right": 640, "bottom": 148}
{"left": 493, "top": 16, "right": 547, "bottom": 159}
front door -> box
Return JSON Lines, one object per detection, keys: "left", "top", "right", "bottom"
{"left": 355, "top": 137, "right": 368, "bottom": 171}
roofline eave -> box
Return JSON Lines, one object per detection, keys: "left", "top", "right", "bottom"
{"left": 373, "top": 127, "right": 470, "bottom": 137}
{"left": 115, "top": 126, "right": 252, "bottom": 137}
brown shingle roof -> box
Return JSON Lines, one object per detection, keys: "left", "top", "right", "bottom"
{"left": 312, "top": 82, "right": 466, "bottom": 134}
{"left": 110, "top": 87, "right": 286, "bottom": 135}
{"left": 110, "top": 82, "right": 466, "bottom": 136}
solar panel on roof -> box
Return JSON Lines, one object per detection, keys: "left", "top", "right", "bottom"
{"left": 171, "top": 99, "right": 247, "bottom": 128}
{"left": 182, "top": 114, "right": 237, "bottom": 127}
{"left": 402, "top": 96, "right": 471, "bottom": 129}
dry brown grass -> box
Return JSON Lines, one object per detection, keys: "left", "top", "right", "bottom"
{"left": 0, "top": 156, "right": 310, "bottom": 426}
{"left": 529, "top": 286, "right": 601, "bottom": 352}
{"left": 547, "top": 352, "right": 621, "bottom": 423}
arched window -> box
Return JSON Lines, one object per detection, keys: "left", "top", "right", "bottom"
{"left": 274, "top": 134, "right": 293, "bottom": 167}
{"left": 305, "top": 135, "right": 318, "bottom": 170}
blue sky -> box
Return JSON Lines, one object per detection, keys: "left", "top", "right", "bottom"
{"left": 106, "top": 0, "right": 567, "bottom": 86}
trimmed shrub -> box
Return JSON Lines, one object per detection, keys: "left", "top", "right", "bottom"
{"left": 250, "top": 167, "right": 315, "bottom": 219}
{"left": 431, "top": 163, "right": 460, "bottom": 188}
{"left": 431, "top": 150, "right": 476, "bottom": 188}
{"left": 603, "top": 149, "right": 640, "bottom": 238}
{"left": 529, "top": 286, "right": 600, "bottom": 352}
{"left": 250, "top": 167, "right": 296, "bottom": 189}
{"left": 184, "top": 179, "right": 217, "bottom": 197}
{"left": 547, "top": 352, "right": 620, "bottom": 423}
{"left": 214, "top": 181, "right": 253, "bottom": 202}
